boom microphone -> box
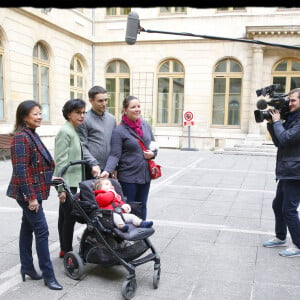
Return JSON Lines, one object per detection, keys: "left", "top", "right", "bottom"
{"left": 125, "top": 11, "right": 140, "bottom": 45}
{"left": 124, "top": 12, "right": 300, "bottom": 51}
{"left": 256, "top": 99, "right": 268, "bottom": 110}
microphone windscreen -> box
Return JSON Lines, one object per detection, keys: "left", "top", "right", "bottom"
{"left": 256, "top": 99, "right": 268, "bottom": 110}
{"left": 125, "top": 11, "right": 140, "bottom": 45}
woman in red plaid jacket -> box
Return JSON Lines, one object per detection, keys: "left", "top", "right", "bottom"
{"left": 6, "top": 100, "right": 62, "bottom": 290}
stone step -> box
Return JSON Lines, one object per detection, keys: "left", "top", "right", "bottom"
{"left": 224, "top": 146, "right": 276, "bottom": 153}
{"left": 233, "top": 144, "right": 275, "bottom": 149}
{"left": 214, "top": 149, "right": 276, "bottom": 156}
{"left": 214, "top": 142, "right": 277, "bottom": 156}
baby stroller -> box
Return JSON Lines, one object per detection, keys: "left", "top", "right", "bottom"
{"left": 51, "top": 160, "right": 161, "bottom": 300}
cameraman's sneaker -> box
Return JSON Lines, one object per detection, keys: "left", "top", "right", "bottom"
{"left": 263, "top": 237, "right": 287, "bottom": 248}
{"left": 279, "top": 244, "right": 300, "bottom": 257}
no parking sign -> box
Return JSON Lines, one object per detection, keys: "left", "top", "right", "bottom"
{"left": 182, "top": 110, "right": 198, "bottom": 151}
{"left": 183, "top": 111, "right": 194, "bottom": 126}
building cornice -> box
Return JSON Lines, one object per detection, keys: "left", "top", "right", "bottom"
{"left": 246, "top": 25, "right": 300, "bottom": 38}
{"left": 12, "top": 8, "right": 94, "bottom": 45}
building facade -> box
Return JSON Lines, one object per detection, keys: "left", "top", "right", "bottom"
{"left": 0, "top": 7, "right": 299, "bottom": 152}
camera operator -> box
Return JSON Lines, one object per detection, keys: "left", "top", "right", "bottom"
{"left": 263, "top": 88, "right": 300, "bottom": 257}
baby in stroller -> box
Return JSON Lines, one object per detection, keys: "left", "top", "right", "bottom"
{"left": 52, "top": 161, "right": 160, "bottom": 299}
{"left": 93, "top": 178, "right": 153, "bottom": 232}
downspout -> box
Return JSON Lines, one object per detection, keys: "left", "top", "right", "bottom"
{"left": 92, "top": 8, "right": 95, "bottom": 86}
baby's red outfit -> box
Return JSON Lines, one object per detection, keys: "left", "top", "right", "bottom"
{"left": 94, "top": 189, "right": 124, "bottom": 211}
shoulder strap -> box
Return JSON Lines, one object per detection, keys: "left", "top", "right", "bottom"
{"left": 136, "top": 138, "right": 147, "bottom": 151}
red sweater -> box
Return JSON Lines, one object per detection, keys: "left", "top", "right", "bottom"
{"left": 94, "top": 189, "right": 125, "bottom": 211}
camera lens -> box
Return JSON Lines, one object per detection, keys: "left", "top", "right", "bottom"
{"left": 254, "top": 110, "right": 271, "bottom": 123}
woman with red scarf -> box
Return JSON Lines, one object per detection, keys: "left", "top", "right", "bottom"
{"left": 101, "top": 96, "right": 158, "bottom": 220}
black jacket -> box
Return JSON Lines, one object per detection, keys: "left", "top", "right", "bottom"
{"left": 267, "top": 111, "right": 300, "bottom": 180}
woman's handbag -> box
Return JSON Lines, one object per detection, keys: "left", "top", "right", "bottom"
{"left": 148, "top": 160, "right": 162, "bottom": 179}
{"left": 136, "top": 139, "right": 162, "bottom": 180}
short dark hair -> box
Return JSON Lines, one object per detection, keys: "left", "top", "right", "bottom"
{"left": 62, "top": 99, "right": 86, "bottom": 120}
{"left": 289, "top": 88, "right": 300, "bottom": 99}
{"left": 88, "top": 86, "right": 107, "bottom": 99}
{"left": 14, "top": 100, "right": 41, "bottom": 134}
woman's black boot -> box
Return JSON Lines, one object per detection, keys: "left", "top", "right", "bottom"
{"left": 21, "top": 269, "right": 42, "bottom": 282}
{"left": 44, "top": 277, "right": 63, "bottom": 290}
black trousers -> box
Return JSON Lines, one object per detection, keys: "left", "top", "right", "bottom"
{"left": 58, "top": 187, "right": 77, "bottom": 252}
{"left": 18, "top": 200, "right": 55, "bottom": 279}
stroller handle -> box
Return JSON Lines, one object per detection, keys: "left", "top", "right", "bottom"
{"left": 58, "top": 160, "right": 89, "bottom": 177}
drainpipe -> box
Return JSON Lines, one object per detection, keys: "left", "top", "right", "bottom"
{"left": 92, "top": 8, "right": 95, "bottom": 86}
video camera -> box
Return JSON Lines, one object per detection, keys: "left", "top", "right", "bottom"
{"left": 254, "top": 84, "right": 289, "bottom": 123}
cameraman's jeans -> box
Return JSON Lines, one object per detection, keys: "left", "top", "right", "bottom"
{"left": 272, "top": 179, "right": 300, "bottom": 249}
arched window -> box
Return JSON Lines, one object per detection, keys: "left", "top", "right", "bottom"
{"left": 157, "top": 59, "right": 184, "bottom": 125}
{"left": 0, "top": 39, "right": 4, "bottom": 120}
{"left": 33, "top": 42, "right": 50, "bottom": 121}
{"left": 105, "top": 60, "right": 130, "bottom": 121}
{"left": 212, "top": 58, "right": 243, "bottom": 126}
{"left": 272, "top": 58, "right": 300, "bottom": 93}
{"left": 70, "top": 55, "right": 85, "bottom": 99}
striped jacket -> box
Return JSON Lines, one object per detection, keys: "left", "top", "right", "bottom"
{"left": 6, "top": 128, "right": 55, "bottom": 202}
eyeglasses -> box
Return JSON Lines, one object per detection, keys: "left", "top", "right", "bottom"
{"left": 74, "top": 111, "right": 87, "bottom": 115}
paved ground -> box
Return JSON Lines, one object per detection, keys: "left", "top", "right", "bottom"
{"left": 0, "top": 148, "right": 299, "bottom": 300}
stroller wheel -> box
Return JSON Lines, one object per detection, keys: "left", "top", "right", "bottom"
{"left": 63, "top": 251, "right": 84, "bottom": 280}
{"left": 121, "top": 278, "right": 137, "bottom": 300}
{"left": 153, "top": 266, "right": 161, "bottom": 289}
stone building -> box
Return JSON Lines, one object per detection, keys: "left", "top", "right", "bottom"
{"left": 0, "top": 7, "right": 299, "bottom": 152}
